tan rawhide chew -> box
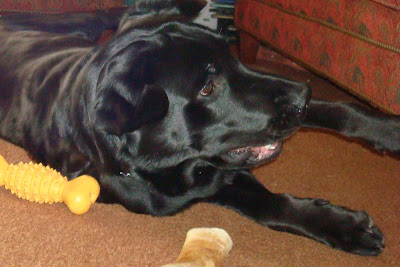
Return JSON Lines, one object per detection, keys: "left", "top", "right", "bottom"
{"left": 0, "top": 155, "right": 100, "bottom": 215}
{"left": 162, "top": 228, "right": 233, "bottom": 267}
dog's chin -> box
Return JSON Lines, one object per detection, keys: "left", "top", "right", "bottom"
{"left": 221, "top": 141, "right": 283, "bottom": 167}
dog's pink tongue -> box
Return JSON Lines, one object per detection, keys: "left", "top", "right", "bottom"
{"left": 253, "top": 143, "right": 279, "bottom": 160}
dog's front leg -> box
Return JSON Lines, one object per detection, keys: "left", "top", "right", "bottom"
{"left": 303, "top": 99, "right": 400, "bottom": 155}
{"left": 206, "top": 171, "right": 384, "bottom": 256}
{"left": 97, "top": 158, "right": 225, "bottom": 216}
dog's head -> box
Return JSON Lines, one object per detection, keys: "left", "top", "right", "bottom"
{"left": 87, "top": 22, "right": 310, "bottom": 172}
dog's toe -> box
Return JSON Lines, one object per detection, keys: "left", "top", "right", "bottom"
{"left": 348, "top": 225, "right": 385, "bottom": 256}
{"left": 335, "top": 211, "right": 385, "bottom": 256}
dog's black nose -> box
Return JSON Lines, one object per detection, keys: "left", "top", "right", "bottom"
{"left": 272, "top": 104, "right": 303, "bottom": 130}
{"left": 290, "top": 83, "right": 311, "bottom": 112}
{"left": 275, "top": 83, "right": 311, "bottom": 116}
{"left": 270, "top": 84, "right": 311, "bottom": 133}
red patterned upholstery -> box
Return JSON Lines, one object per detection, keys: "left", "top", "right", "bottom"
{"left": 0, "top": 0, "right": 123, "bottom": 13}
{"left": 235, "top": 0, "right": 400, "bottom": 114}
{"left": 371, "top": 0, "right": 400, "bottom": 10}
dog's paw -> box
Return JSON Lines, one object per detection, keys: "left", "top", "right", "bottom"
{"left": 275, "top": 197, "right": 385, "bottom": 256}
{"left": 370, "top": 117, "right": 400, "bottom": 156}
{"left": 336, "top": 211, "right": 384, "bottom": 256}
{"left": 321, "top": 207, "right": 385, "bottom": 256}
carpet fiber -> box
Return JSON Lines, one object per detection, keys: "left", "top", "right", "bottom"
{"left": 1, "top": 46, "right": 399, "bottom": 266}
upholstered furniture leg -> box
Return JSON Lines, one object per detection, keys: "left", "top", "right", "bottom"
{"left": 239, "top": 31, "right": 259, "bottom": 64}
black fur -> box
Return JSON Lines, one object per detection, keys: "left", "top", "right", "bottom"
{"left": 1, "top": 0, "right": 398, "bottom": 256}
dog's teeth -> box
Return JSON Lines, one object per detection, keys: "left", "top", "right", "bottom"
{"left": 265, "top": 143, "right": 278, "bottom": 150}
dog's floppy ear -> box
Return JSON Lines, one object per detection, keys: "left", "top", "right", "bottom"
{"left": 95, "top": 84, "right": 169, "bottom": 135}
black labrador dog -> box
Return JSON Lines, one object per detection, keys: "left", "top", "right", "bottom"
{"left": 0, "top": 0, "right": 399, "bottom": 256}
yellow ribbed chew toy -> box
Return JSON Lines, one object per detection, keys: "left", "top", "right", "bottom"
{"left": 0, "top": 155, "right": 100, "bottom": 215}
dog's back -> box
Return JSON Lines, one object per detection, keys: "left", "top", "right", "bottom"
{"left": 0, "top": 24, "right": 92, "bottom": 161}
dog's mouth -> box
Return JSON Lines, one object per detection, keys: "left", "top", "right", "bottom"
{"left": 222, "top": 141, "right": 283, "bottom": 166}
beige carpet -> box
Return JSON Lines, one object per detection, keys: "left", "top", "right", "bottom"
{"left": 1, "top": 46, "right": 399, "bottom": 266}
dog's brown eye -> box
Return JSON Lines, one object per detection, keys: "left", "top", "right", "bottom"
{"left": 200, "top": 80, "right": 214, "bottom": 96}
